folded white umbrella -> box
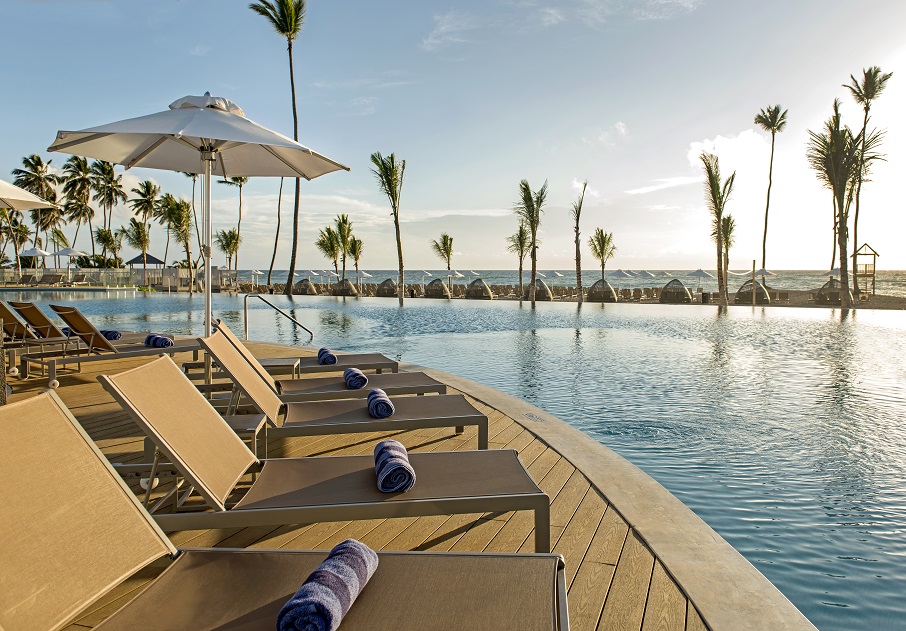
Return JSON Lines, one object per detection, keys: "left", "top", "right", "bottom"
{"left": 48, "top": 92, "right": 349, "bottom": 338}
{"left": 0, "top": 179, "right": 56, "bottom": 212}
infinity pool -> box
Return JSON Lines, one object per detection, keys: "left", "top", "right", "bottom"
{"left": 12, "top": 290, "right": 906, "bottom": 630}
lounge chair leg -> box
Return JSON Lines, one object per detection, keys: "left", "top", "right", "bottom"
{"left": 48, "top": 362, "right": 57, "bottom": 388}
{"left": 143, "top": 448, "right": 162, "bottom": 508}
{"left": 534, "top": 503, "right": 551, "bottom": 553}
{"left": 478, "top": 423, "right": 488, "bottom": 450}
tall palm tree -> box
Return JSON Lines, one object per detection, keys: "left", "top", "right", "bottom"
{"left": 570, "top": 180, "right": 587, "bottom": 304}
{"left": 846, "top": 66, "right": 893, "bottom": 295}
{"left": 129, "top": 180, "right": 160, "bottom": 228}
{"left": 61, "top": 156, "right": 95, "bottom": 254}
{"left": 267, "top": 177, "right": 284, "bottom": 285}
{"left": 713, "top": 214, "right": 735, "bottom": 293}
{"left": 90, "top": 160, "right": 126, "bottom": 231}
{"left": 348, "top": 236, "right": 363, "bottom": 275}
{"left": 12, "top": 154, "right": 60, "bottom": 246}
{"left": 334, "top": 213, "right": 353, "bottom": 280}
{"left": 506, "top": 221, "right": 530, "bottom": 297}
{"left": 165, "top": 197, "right": 195, "bottom": 294}
{"left": 214, "top": 228, "right": 241, "bottom": 270}
{"left": 218, "top": 177, "right": 248, "bottom": 270}
{"left": 120, "top": 218, "right": 151, "bottom": 282}
{"left": 249, "top": 0, "right": 306, "bottom": 295}
{"left": 431, "top": 233, "right": 454, "bottom": 271}
{"left": 154, "top": 193, "right": 178, "bottom": 264}
{"left": 181, "top": 172, "right": 203, "bottom": 256}
{"left": 370, "top": 151, "right": 406, "bottom": 305}
{"left": 700, "top": 152, "right": 735, "bottom": 307}
{"left": 514, "top": 179, "right": 548, "bottom": 306}
{"left": 94, "top": 227, "right": 122, "bottom": 268}
{"left": 7, "top": 220, "right": 32, "bottom": 274}
{"left": 588, "top": 228, "right": 616, "bottom": 283}
{"left": 753, "top": 104, "right": 788, "bottom": 271}
{"left": 315, "top": 226, "right": 341, "bottom": 279}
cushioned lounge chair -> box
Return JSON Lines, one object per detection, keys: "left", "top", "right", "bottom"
{"left": 16, "top": 304, "right": 199, "bottom": 387}
{"left": 98, "top": 356, "right": 549, "bottom": 551}
{"left": 199, "top": 329, "right": 487, "bottom": 449}
{"left": 182, "top": 346, "right": 400, "bottom": 376}
{"left": 0, "top": 391, "right": 569, "bottom": 631}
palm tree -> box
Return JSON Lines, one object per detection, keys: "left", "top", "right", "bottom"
{"left": 267, "top": 177, "right": 284, "bottom": 285}
{"left": 218, "top": 177, "right": 248, "bottom": 270}
{"left": 431, "top": 233, "right": 454, "bottom": 270}
{"left": 753, "top": 104, "right": 788, "bottom": 272}
{"left": 154, "top": 193, "right": 178, "bottom": 264}
{"left": 94, "top": 227, "right": 122, "bottom": 268}
{"left": 315, "top": 226, "right": 341, "bottom": 279}
{"left": 348, "top": 236, "right": 363, "bottom": 275}
{"left": 700, "top": 152, "right": 735, "bottom": 307}
{"left": 181, "top": 172, "right": 203, "bottom": 256}
{"left": 7, "top": 220, "right": 31, "bottom": 274}
{"left": 806, "top": 100, "right": 880, "bottom": 309}
{"left": 588, "top": 228, "right": 616, "bottom": 283}
{"left": 846, "top": 66, "right": 893, "bottom": 295}
{"left": 165, "top": 197, "right": 195, "bottom": 294}
{"left": 214, "top": 228, "right": 241, "bottom": 270}
{"left": 90, "top": 160, "right": 126, "bottom": 230}
{"left": 249, "top": 0, "right": 306, "bottom": 295}
{"left": 370, "top": 151, "right": 406, "bottom": 305}
{"left": 12, "top": 154, "right": 60, "bottom": 246}
{"left": 129, "top": 180, "right": 160, "bottom": 228}
{"left": 120, "top": 218, "right": 151, "bottom": 283}
{"left": 506, "top": 222, "right": 530, "bottom": 297}
{"left": 571, "top": 180, "right": 587, "bottom": 304}
{"left": 61, "top": 156, "right": 95, "bottom": 254}
{"left": 334, "top": 213, "right": 353, "bottom": 280}
{"left": 713, "top": 214, "right": 735, "bottom": 293}
{"left": 514, "top": 179, "right": 548, "bottom": 306}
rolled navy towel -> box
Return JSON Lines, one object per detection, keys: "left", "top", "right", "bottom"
{"left": 367, "top": 388, "right": 394, "bottom": 419}
{"left": 343, "top": 367, "right": 368, "bottom": 390}
{"left": 100, "top": 329, "right": 121, "bottom": 341}
{"left": 276, "top": 538, "right": 379, "bottom": 631}
{"left": 317, "top": 347, "right": 337, "bottom": 365}
{"left": 374, "top": 439, "right": 416, "bottom": 493}
{"left": 61, "top": 327, "right": 71, "bottom": 336}
{"left": 144, "top": 334, "right": 174, "bottom": 348}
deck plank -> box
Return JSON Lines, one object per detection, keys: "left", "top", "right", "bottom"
{"left": 641, "top": 561, "right": 687, "bottom": 631}
{"left": 598, "top": 531, "right": 656, "bottom": 631}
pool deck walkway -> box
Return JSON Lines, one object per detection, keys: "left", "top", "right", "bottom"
{"left": 8, "top": 341, "right": 816, "bottom": 630}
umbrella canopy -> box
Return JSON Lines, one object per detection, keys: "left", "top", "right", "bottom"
{"left": 451, "top": 271, "right": 465, "bottom": 278}
{"left": 125, "top": 252, "right": 164, "bottom": 265}
{"left": 421, "top": 271, "right": 433, "bottom": 276}
{"left": 624, "top": 270, "right": 640, "bottom": 277}
{"left": 635, "top": 270, "right": 656, "bottom": 278}
{"left": 753, "top": 268, "right": 777, "bottom": 277}
{"left": 53, "top": 247, "right": 89, "bottom": 257}
{"left": 20, "top": 247, "right": 52, "bottom": 257}
{"left": 48, "top": 92, "right": 349, "bottom": 339}
{"left": 535, "top": 272, "right": 546, "bottom": 278}
{"left": 551, "top": 271, "right": 564, "bottom": 277}
{"left": 654, "top": 271, "right": 671, "bottom": 277}
{"left": 608, "top": 269, "right": 635, "bottom": 279}
{"left": 827, "top": 268, "right": 842, "bottom": 276}
{"left": 470, "top": 270, "right": 481, "bottom": 276}
{"left": 0, "top": 179, "right": 56, "bottom": 212}
{"left": 356, "top": 271, "right": 373, "bottom": 278}
{"left": 688, "top": 269, "right": 715, "bottom": 278}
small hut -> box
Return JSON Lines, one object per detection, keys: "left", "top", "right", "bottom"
{"left": 734, "top": 279, "right": 771, "bottom": 305}
{"left": 816, "top": 277, "right": 851, "bottom": 305}
{"left": 425, "top": 278, "right": 451, "bottom": 299}
{"left": 659, "top": 279, "right": 692, "bottom": 304}
{"left": 295, "top": 278, "right": 318, "bottom": 295}
{"left": 465, "top": 278, "right": 494, "bottom": 300}
{"left": 523, "top": 278, "right": 553, "bottom": 301}
{"left": 586, "top": 278, "right": 617, "bottom": 303}
{"left": 375, "top": 278, "right": 398, "bottom": 298}
{"left": 331, "top": 278, "right": 359, "bottom": 297}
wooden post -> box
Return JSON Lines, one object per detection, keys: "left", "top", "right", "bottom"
{"left": 752, "top": 260, "right": 756, "bottom": 306}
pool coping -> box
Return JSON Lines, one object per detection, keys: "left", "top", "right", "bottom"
{"left": 403, "top": 361, "right": 817, "bottom": 631}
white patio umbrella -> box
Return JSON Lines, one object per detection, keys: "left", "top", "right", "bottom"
{"left": 20, "top": 247, "right": 52, "bottom": 257}
{"left": 47, "top": 92, "right": 349, "bottom": 340}
{"left": 687, "top": 268, "right": 714, "bottom": 291}
{"left": 52, "top": 247, "right": 88, "bottom": 257}
{"left": 0, "top": 179, "right": 57, "bottom": 212}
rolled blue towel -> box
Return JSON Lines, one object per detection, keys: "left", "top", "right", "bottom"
{"left": 61, "top": 327, "right": 71, "bottom": 337}
{"left": 144, "top": 334, "right": 174, "bottom": 348}
{"left": 374, "top": 439, "right": 416, "bottom": 493}
{"left": 276, "top": 538, "right": 379, "bottom": 631}
{"left": 100, "top": 329, "right": 121, "bottom": 341}
{"left": 343, "top": 368, "right": 368, "bottom": 390}
{"left": 367, "top": 388, "right": 394, "bottom": 419}
{"left": 318, "top": 347, "right": 337, "bottom": 365}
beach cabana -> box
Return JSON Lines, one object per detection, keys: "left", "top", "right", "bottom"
{"left": 295, "top": 278, "right": 318, "bottom": 295}
{"left": 659, "top": 279, "right": 693, "bottom": 304}
{"left": 587, "top": 278, "right": 618, "bottom": 303}
{"left": 425, "top": 278, "right": 451, "bottom": 299}
{"left": 331, "top": 278, "right": 359, "bottom": 297}
{"left": 125, "top": 253, "right": 165, "bottom": 267}
{"left": 734, "top": 279, "right": 771, "bottom": 305}
{"left": 465, "top": 278, "right": 494, "bottom": 300}
{"left": 523, "top": 278, "right": 553, "bottom": 301}
{"left": 376, "top": 278, "right": 399, "bottom": 297}
{"left": 816, "top": 277, "right": 851, "bottom": 305}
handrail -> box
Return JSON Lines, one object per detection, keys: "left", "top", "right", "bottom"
{"left": 243, "top": 293, "right": 314, "bottom": 341}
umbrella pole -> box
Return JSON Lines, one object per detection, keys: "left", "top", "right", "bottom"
{"left": 202, "top": 148, "right": 214, "bottom": 383}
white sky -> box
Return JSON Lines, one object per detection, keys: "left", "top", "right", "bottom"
{"left": 3, "top": 0, "right": 905, "bottom": 271}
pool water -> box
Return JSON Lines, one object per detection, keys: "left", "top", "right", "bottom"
{"left": 12, "top": 290, "right": 906, "bottom": 630}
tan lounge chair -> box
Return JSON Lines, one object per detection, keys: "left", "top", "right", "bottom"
{"left": 198, "top": 329, "right": 487, "bottom": 449}
{"left": 98, "top": 356, "right": 549, "bottom": 551}
{"left": 1, "top": 301, "right": 75, "bottom": 376}
{"left": 183, "top": 347, "right": 400, "bottom": 376}
{"left": 17, "top": 303, "right": 199, "bottom": 387}
{"left": 0, "top": 391, "right": 569, "bottom": 631}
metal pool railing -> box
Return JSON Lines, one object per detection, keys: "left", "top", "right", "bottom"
{"left": 243, "top": 293, "right": 314, "bottom": 341}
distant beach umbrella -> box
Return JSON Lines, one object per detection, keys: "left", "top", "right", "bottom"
{"left": 357, "top": 271, "right": 373, "bottom": 278}
{"left": 826, "top": 268, "right": 841, "bottom": 276}
{"left": 451, "top": 271, "right": 465, "bottom": 278}
{"left": 635, "top": 270, "right": 656, "bottom": 278}
{"left": 753, "top": 268, "right": 777, "bottom": 277}
{"left": 607, "top": 269, "right": 635, "bottom": 279}
{"left": 470, "top": 270, "right": 480, "bottom": 276}
{"left": 52, "top": 247, "right": 88, "bottom": 257}
{"left": 47, "top": 92, "right": 349, "bottom": 340}
{"left": 654, "top": 271, "right": 671, "bottom": 277}
{"left": 624, "top": 270, "right": 640, "bottom": 277}
{"left": 20, "top": 247, "right": 52, "bottom": 257}
{"left": 535, "top": 272, "right": 547, "bottom": 278}
{"left": 687, "top": 269, "right": 715, "bottom": 278}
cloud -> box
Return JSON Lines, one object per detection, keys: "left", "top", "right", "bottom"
{"left": 344, "top": 96, "right": 378, "bottom": 116}
{"left": 539, "top": 8, "right": 565, "bottom": 25}
{"left": 686, "top": 129, "right": 770, "bottom": 174}
{"left": 584, "top": 121, "right": 630, "bottom": 146}
{"left": 571, "top": 177, "right": 600, "bottom": 197}
{"left": 577, "top": 0, "right": 703, "bottom": 27}
{"left": 420, "top": 11, "right": 478, "bottom": 52}
{"left": 189, "top": 44, "right": 210, "bottom": 56}
{"left": 624, "top": 175, "right": 702, "bottom": 195}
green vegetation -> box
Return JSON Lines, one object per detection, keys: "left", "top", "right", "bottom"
{"left": 700, "top": 152, "right": 735, "bottom": 307}
{"left": 514, "top": 179, "right": 547, "bottom": 306}
{"left": 588, "top": 228, "right": 616, "bottom": 283}
{"left": 571, "top": 181, "right": 587, "bottom": 304}
{"left": 506, "top": 221, "right": 530, "bottom": 298}
{"left": 370, "top": 151, "right": 406, "bottom": 306}
{"left": 753, "top": 105, "right": 787, "bottom": 271}
{"left": 431, "top": 233, "right": 454, "bottom": 271}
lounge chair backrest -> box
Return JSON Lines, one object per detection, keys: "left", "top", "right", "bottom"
{"left": 0, "top": 391, "right": 174, "bottom": 631}
{"left": 198, "top": 329, "right": 284, "bottom": 423}
{"left": 0, "top": 301, "right": 37, "bottom": 340}
{"left": 49, "top": 304, "right": 118, "bottom": 353}
{"left": 213, "top": 320, "right": 278, "bottom": 392}
{"left": 99, "top": 356, "right": 258, "bottom": 511}
{"left": 8, "top": 301, "right": 66, "bottom": 339}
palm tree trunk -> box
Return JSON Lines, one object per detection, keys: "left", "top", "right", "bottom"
{"left": 394, "top": 212, "right": 404, "bottom": 306}
{"left": 575, "top": 230, "right": 583, "bottom": 304}
{"left": 268, "top": 178, "right": 283, "bottom": 286}
{"left": 837, "top": 200, "right": 851, "bottom": 308}
{"left": 164, "top": 233, "right": 170, "bottom": 268}
{"left": 73, "top": 222, "right": 81, "bottom": 250}
{"left": 186, "top": 240, "right": 194, "bottom": 295}
{"left": 761, "top": 132, "right": 775, "bottom": 270}
{"left": 830, "top": 202, "right": 837, "bottom": 270}
{"left": 851, "top": 107, "right": 870, "bottom": 297}
{"left": 284, "top": 37, "right": 301, "bottom": 297}
{"left": 517, "top": 258, "right": 523, "bottom": 298}
{"left": 529, "top": 242, "right": 537, "bottom": 306}
{"left": 191, "top": 177, "right": 202, "bottom": 257}
{"left": 715, "top": 230, "right": 726, "bottom": 306}
{"left": 601, "top": 261, "right": 605, "bottom": 284}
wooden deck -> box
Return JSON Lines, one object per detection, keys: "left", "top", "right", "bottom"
{"left": 9, "top": 342, "right": 709, "bottom": 631}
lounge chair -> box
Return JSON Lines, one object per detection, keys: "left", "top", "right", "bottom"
{"left": 196, "top": 332, "right": 488, "bottom": 449}
{"left": 17, "top": 303, "right": 199, "bottom": 387}
{"left": 98, "top": 356, "right": 550, "bottom": 551}
{"left": 8, "top": 300, "right": 67, "bottom": 339}
{"left": 14, "top": 273, "right": 36, "bottom": 286}
{"left": 64, "top": 272, "right": 90, "bottom": 286}
{"left": 0, "top": 391, "right": 569, "bottom": 631}
{"left": 37, "top": 273, "right": 64, "bottom": 286}
{"left": 1, "top": 301, "right": 75, "bottom": 375}
{"left": 182, "top": 346, "right": 400, "bottom": 377}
